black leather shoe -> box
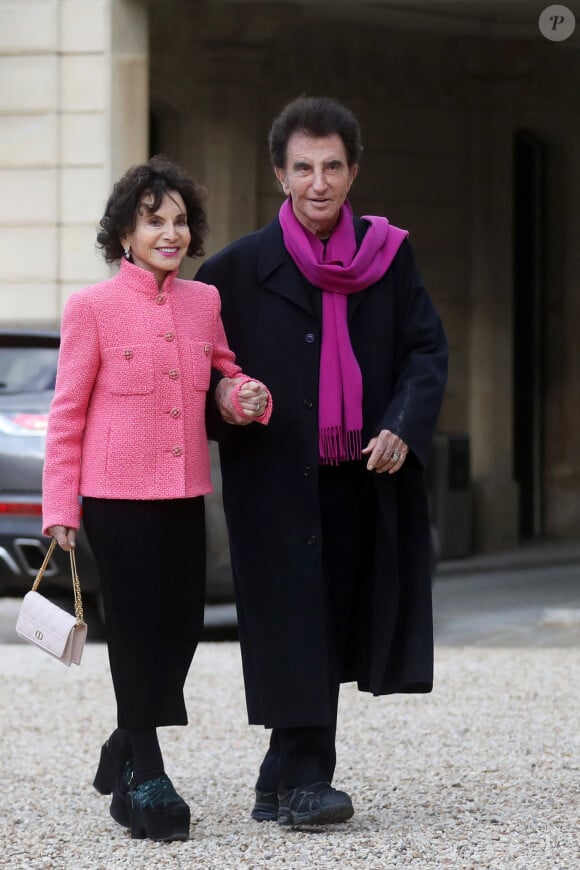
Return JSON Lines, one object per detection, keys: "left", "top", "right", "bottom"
{"left": 277, "top": 781, "right": 354, "bottom": 826}
{"left": 251, "top": 787, "right": 279, "bottom": 821}
{"left": 126, "top": 773, "right": 190, "bottom": 841}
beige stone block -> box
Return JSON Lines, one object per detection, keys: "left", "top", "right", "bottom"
{"left": 60, "top": 0, "right": 106, "bottom": 53}
{"left": 60, "top": 167, "right": 108, "bottom": 224}
{"left": 0, "top": 1, "right": 58, "bottom": 53}
{"left": 0, "top": 227, "right": 58, "bottom": 282}
{"left": 110, "top": 56, "right": 149, "bottom": 179}
{"left": 60, "top": 275, "right": 114, "bottom": 308}
{"left": 60, "top": 224, "right": 110, "bottom": 284}
{"left": 59, "top": 282, "right": 85, "bottom": 307}
{"left": 0, "top": 56, "right": 57, "bottom": 113}
{"left": 60, "top": 55, "right": 106, "bottom": 112}
{"left": 0, "top": 115, "right": 58, "bottom": 166}
{"left": 60, "top": 113, "right": 106, "bottom": 165}
{"left": 0, "top": 169, "right": 57, "bottom": 223}
{"left": 0, "top": 283, "right": 59, "bottom": 323}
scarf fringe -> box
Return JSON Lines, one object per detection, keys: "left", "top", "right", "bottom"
{"left": 319, "top": 427, "right": 362, "bottom": 465}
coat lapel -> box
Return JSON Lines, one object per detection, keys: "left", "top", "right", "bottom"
{"left": 257, "top": 219, "right": 317, "bottom": 318}
{"left": 347, "top": 217, "right": 371, "bottom": 321}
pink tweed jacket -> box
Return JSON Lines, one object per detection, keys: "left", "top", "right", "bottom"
{"left": 42, "top": 259, "right": 270, "bottom": 534}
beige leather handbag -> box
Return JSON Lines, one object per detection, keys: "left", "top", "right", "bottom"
{"left": 16, "top": 538, "right": 87, "bottom": 666}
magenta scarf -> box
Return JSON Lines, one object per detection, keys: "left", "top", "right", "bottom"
{"left": 279, "top": 198, "right": 408, "bottom": 464}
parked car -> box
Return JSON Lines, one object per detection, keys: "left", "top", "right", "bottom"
{"left": 1, "top": 329, "right": 440, "bottom": 636}
{"left": 0, "top": 329, "right": 235, "bottom": 634}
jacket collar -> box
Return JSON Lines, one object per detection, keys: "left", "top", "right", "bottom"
{"left": 118, "top": 257, "right": 177, "bottom": 296}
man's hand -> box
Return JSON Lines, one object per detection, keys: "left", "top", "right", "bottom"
{"left": 362, "top": 430, "right": 409, "bottom": 473}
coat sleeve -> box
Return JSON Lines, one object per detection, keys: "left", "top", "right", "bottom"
{"left": 376, "top": 241, "right": 448, "bottom": 467}
{"left": 204, "top": 278, "right": 272, "bottom": 428}
{"left": 209, "top": 284, "right": 242, "bottom": 379}
{"left": 42, "top": 292, "right": 101, "bottom": 534}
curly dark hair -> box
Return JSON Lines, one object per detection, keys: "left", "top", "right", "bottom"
{"left": 96, "top": 155, "right": 208, "bottom": 263}
{"left": 268, "top": 96, "right": 363, "bottom": 169}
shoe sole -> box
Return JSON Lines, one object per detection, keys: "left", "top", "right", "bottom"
{"left": 278, "top": 801, "right": 354, "bottom": 826}
{"left": 129, "top": 807, "right": 191, "bottom": 842}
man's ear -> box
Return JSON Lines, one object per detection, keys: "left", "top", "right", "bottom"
{"left": 274, "top": 167, "right": 289, "bottom": 195}
{"left": 347, "top": 164, "right": 359, "bottom": 192}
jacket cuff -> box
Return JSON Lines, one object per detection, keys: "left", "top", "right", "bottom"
{"left": 42, "top": 509, "right": 81, "bottom": 538}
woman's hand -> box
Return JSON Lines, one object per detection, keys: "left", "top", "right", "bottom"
{"left": 47, "top": 525, "right": 76, "bottom": 551}
{"left": 216, "top": 378, "right": 269, "bottom": 425}
{"left": 237, "top": 380, "right": 269, "bottom": 417}
{"left": 362, "top": 430, "right": 409, "bottom": 474}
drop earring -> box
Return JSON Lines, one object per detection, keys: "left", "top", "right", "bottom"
{"left": 124, "top": 246, "right": 131, "bottom": 261}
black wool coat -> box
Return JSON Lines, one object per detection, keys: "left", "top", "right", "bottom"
{"left": 197, "top": 216, "right": 448, "bottom": 728}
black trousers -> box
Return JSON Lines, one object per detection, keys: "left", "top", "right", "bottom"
{"left": 257, "top": 461, "right": 376, "bottom": 791}
{"left": 82, "top": 497, "right": 206, "bottom": 730}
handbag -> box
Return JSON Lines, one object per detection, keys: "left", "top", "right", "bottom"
{"left": 16, "top": 538, "right": 87, "bottom": 666}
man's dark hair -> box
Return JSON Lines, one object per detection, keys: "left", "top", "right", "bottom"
{"left": 268, "top": 96, "right": 363, "bottom": 169}
{"left": 96, "top": 155, "right": 208, "bottom": 262}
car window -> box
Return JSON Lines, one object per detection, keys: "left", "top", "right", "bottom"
{"left": 0, "top": 348, "right": 59, "bottom": 392}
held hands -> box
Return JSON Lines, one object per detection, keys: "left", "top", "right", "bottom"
{"left": 362, "top": 429, "right": 409, "bottom": 474}
{"left": 216, "top": 377, "right": 269, "bottom": 426}
{"left": 47, "top": 525, "right": 76, "bottom": 550}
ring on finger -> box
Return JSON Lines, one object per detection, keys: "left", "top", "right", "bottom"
{"left": 391, "top": 451, "right": 400, "bottom": 461}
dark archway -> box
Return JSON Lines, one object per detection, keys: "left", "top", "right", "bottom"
{"left": 513, "top": 130, "right": 546, "bottom": 539}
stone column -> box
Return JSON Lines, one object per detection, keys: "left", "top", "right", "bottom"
{"left": 196, "top": 2, "right": 297, "bottom": 254}
{"left": 0, "top": 0, "right": 61, "bottom": 322}
{"left": 57, "top": 0, "right": 148, "bottom": 308}
{"left": 467, "top": 66, "right": 521, "bottom": 550}
{"left": 0, "top": 0, "right": 148, "bottom": 323}
{"left": 108, "top": 0, "right": 149, "bottom": 184}
{"left": 201, "top": 41, "right": 264, "bottom": 256}
{"left": 58, "top": 0, "right": 112, "bottom": 308}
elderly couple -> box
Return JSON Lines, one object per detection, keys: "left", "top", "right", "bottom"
{"left": 42, "top": 96, "right": 448, "bottom": 842}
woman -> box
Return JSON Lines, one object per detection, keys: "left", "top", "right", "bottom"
{"left": 197, "top": 97, "right": 447, "bottom": 826}
{"left": 42, "top": 156, "right": 270, "bottom": 842}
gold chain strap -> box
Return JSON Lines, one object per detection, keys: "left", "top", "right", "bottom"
{"left": 31, "top": 538, "right": 57, "bottom": 591}
{"left": 31, "top": 538, "right": 86, "bottom": 626}
{"left": 69, "top": 547, "right": 85, "bottom": 625}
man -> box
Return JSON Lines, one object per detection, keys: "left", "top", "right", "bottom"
{"left": 197, "top": 96, "right": 448, "bottom": 827}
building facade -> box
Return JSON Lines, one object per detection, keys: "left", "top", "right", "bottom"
{"left": 2, "top": 0, "right": 579, "bottom": 552}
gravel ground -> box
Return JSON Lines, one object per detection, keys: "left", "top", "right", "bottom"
{"left": 0, "top": 642, "right": 578, "bottom": 870}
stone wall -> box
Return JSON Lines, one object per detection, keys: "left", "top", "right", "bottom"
{"left": 0, "top": 0, "right": 148, "bottom": 324}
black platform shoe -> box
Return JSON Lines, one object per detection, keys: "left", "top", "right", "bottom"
{"left": 93, "top": 730, "right": 132, "bottom": 829}
{"left": 277, "top": 781, "right": 354, "bottom": 826}
{"left": 93, "top": 730, "right": 132, "bottom": 795}
{"left": 251, "top": 787, "right": 279, "bottom": 822}
{"left": 125, "top": 773, "right": 191, "bottom": 841}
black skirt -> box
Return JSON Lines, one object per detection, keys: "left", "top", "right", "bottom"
{"left": 82, "top": 497, "right": 206, "bottom": 729}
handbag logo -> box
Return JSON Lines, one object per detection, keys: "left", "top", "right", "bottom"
{"left": 35, "top": 630, "right": 44, "bottom": 640}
